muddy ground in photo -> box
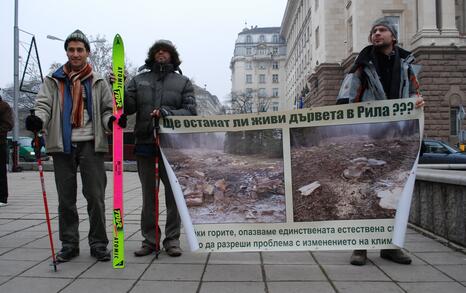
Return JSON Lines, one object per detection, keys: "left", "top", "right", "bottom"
{"left": 163, "top": 148, "right": 285, "bottom": 224}
{"left": 291, "top": 135, "right": 419, "bottom": 222}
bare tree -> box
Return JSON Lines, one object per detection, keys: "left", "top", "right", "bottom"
{"left": 227, "top": 90, "right": 272, "bottom": 114}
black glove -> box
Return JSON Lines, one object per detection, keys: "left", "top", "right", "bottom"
{"left": 160, "top": 107, "right": 172, "bottom": 117}
{"left": 25, "top": 115, "right": 43, "bottom": 132}
{"left": 108, "top": 113, "right": 127, "bottom": 129}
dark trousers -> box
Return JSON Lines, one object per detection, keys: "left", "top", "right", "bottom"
{"left": 0, "top": 142, "right": 8, "bottom": 203}
{"left": 52, "top": 141, "right": 108, "bottom": 249}
{"left": 136, "top": 155, "right": 181, "bottom": 249}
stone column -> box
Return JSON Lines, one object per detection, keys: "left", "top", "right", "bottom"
{"left": 418, "top": 0, "right": 440, "bottom": 35}
{"left": 440, "top": 0, "right": 460, "bottom": 36}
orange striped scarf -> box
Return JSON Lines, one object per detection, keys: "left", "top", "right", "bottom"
{"left": 61, "top": 63, "right": 93, "bottom": 128}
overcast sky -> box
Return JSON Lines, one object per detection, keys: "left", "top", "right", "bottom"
{"left": 0, "top": 0, "right": 287, "bottom": 103}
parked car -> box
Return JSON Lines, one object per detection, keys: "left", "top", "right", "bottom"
{"left": 7, "top": 136, "right": 49, "bottom": 162}
{"left": 419, "top": 139, "right": 466, "bottom": 164}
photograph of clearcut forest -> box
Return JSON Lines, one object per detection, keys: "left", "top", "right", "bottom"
{"left": 290, "top": 120, "right": 420, "bottom": 222}
{"left": 161, "top": 129, "right": 285, "bottom": 224}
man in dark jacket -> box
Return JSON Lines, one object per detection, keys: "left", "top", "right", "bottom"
{"left": 125, "top": 40, "right": 196, "bottom": 257}
{"left": 0, "top": 94, "right": 13, "bottom": 207}
{"left": 336, "top": 17, "right": 424, "bottom": 266}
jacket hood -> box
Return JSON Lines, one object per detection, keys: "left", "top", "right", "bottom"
{"left": 144, "top": 39, "right": 181, "bottom": 69}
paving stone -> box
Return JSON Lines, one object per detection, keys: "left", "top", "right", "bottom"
{"left": 262, "top": 251, "right": 315, "bottom": 264}
{"left": 203, "top": 264, "right": 262, "bottom": 281}
{"left": 209, "top": 252, "right": 260, "bottom": 264}
{"left": 322, "top": 264, "right": 390, "bottom": 281}
{"left": 312, "top": 251, "right": 352, "bottom": 265}
{"left": 399, "top": 282, "right": 466, "bottom": 293}
{"left": 264, "top": 264, "right": 326, "bottom": 281}
{"left": 0, "top": 248, "right": 53, "bottom": 261}
{"left": 436, "top": 265, "right": 466, "bottom": 281}
{"left": 141, "top": 263, "right": 204, "bottom": 281}
{"left": 381, "top": 264, "right": 453, "bottom": 282}
{"left": 268, "top": 281, "right": 335, "bottom": 293}
{"left": 415, "top": 252, "right": 466, "bottom": 265}
{"left": 80, "top": 262, "right": 148, "bottom": 279}
{"left": 334, "top": 281, "right": 404, "bottom": 293}
{"left": 20, "top": 260, "right": 92, "bottom": 278}
{"left": 0, "top": 277, "right": 71, "bottom": 293}
{"left": 61, "top": 278, "right": 135, "bottom": 293}
{"left": 200, "top": 281, "right": 265, "bottom": 293}
{"left": 155, "top": 252, "right": 208, "bottom": 264}
{"left": 0, "top": 260, "right": 36, "bottom": 276}
{"left": 131, "top": 280, "right": 199, "bottom": 293}
{"left": 404, "top": 240, "right": 454, "bottom": 252}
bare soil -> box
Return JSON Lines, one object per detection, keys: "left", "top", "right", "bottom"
{"left": 291, "top": 135, "right": 419, "bottom": 222}
{"left": 164, "top": 148, "right": 285, "bottom": 224}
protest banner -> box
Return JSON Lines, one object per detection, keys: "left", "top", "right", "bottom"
{"left": 159, "top": 98, "right": 423, "bottom": 252}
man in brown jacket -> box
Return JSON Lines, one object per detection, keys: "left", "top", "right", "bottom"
{"left": 0, "top": 94, "right": 13, "bottom": 207}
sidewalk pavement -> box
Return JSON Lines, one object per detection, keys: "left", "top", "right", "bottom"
{"left": 1, "top": 171, "right": 465, "bottom": 293}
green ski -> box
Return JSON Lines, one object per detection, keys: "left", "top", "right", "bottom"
{"left": 112, "top": 34, "right": 125, "bottom": 269}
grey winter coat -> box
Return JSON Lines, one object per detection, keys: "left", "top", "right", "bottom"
{"left": 34, "top": 71, "right": 113, "bottom": 153}
{"left": 125, "top": 64, "right": 196, "bottom": 144}
{"left": 336, "top": 45, "right": 420, "bottom": 104}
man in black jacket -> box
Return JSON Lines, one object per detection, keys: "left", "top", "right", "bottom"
{"left": 125, "top": 40, "right": 196, "bottom": 257}
{"left": 337, "top": 17, "right": 424, "bottom": 266}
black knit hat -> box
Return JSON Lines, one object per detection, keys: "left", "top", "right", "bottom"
{"left": 145, "top": 39, "right": 181, "bottom": 68}
{"left": 369, "top": 17, "right": 398, "bottom": 44}
{"left": 64, "top": 29, "right": 91, "bottom": 52}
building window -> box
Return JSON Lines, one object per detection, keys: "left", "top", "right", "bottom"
{"left": 258, "top": 48, "right": 266, "bottom": 55}
{"left": 259, "top": 74, "right": 266, "bottom": 84}
{"left": 258, "top": 88, "right": 267, "bottom": 97}
{"left": 245, "top": 62, "right": 252, "bottom": 70}
{"left": 383, "top": 15, "right": 401, "bottom": 43}
{"left": 272, "top": 102, "right": 279, "bottom": 112}
{"left": 273, "top": 34, "right": 279, "bottom": 43}
{"left": 246, "top": 88, "right": 253, "bottom": 97}
{"left": 272, "top": 47, "right": 279, "bottom": 54}
{"left": 272, "top": 88, "right": 279, "bottom": 97}
{"left": 246, "top": 74, "right": 252, "bottom": 84}
{"left": 259, "top": 35, "right": 265, "bottom": 42}
{"left": 272, "top": 74, "right": 279, "bottom": 83}
{"left": 246, "top": 47, "right": 252, "bottom": 55}
{"left": 272, "top": 62, "right": 279, "bottom": 69}
{"left": 246, "top": 35, "right": 252, "bottom": 43}
{"left": 347, "top": 16, "right": 353, "bottom": 52}
{"left": 315, "top": 26, "right": 320, "bottom": 48}
{"left": 455, "top": 0, "right": 466, "bottom": 35}
{"left": 451, "top": 106, "right": 460, "bottom": 135}
{"left": 259, "top": 63, "right": 266, "bottom": 70}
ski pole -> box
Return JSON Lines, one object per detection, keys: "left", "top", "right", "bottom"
{"left": 30, "top": 109, "right": 57, "bottom": 272}
{"left": 153, "top": 114, "right": 161, "bottom": 258}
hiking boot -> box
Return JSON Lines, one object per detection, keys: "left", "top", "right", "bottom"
{"left": 0, "top": 202, "right": 8, "bottom": 207}
{"left": 56, "top": 247, "right": 79, "bottom": 263}
{"left": 166, "top": 245, "right": 182, "bottom": 257}
{"left": 350, "top": 249, "right": 367, "bottom": 266}
{"left": 134, "top": 246, "right": 156, "bottom": 257}
{"left": 380, "top": 249, "right": 412, "bottom": 264}
{"left": 91, "top": 247, "right": 111, "bottom": 262}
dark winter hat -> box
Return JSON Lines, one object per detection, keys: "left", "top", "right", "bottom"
{"left": 369, "top": 17, "right": 398, "bottom": 43}
{"left": 145, "top": 39, "right": 181, "bottom": 68}
{"left": 64, "top": 29, "right": 91, "bottom": 52}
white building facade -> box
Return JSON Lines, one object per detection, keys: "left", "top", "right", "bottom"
{"left": 230, "top": 27, "right": 286, "bottom": 112}
{"left": 281, "top": 0, "right": 466, "bottom": 144}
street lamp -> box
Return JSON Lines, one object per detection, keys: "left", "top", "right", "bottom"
{"left": 47, "top": 34, "right": 106, "bottom": 44}
{"left": 46, "top": 35, "right": 64, "bottom": 42}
